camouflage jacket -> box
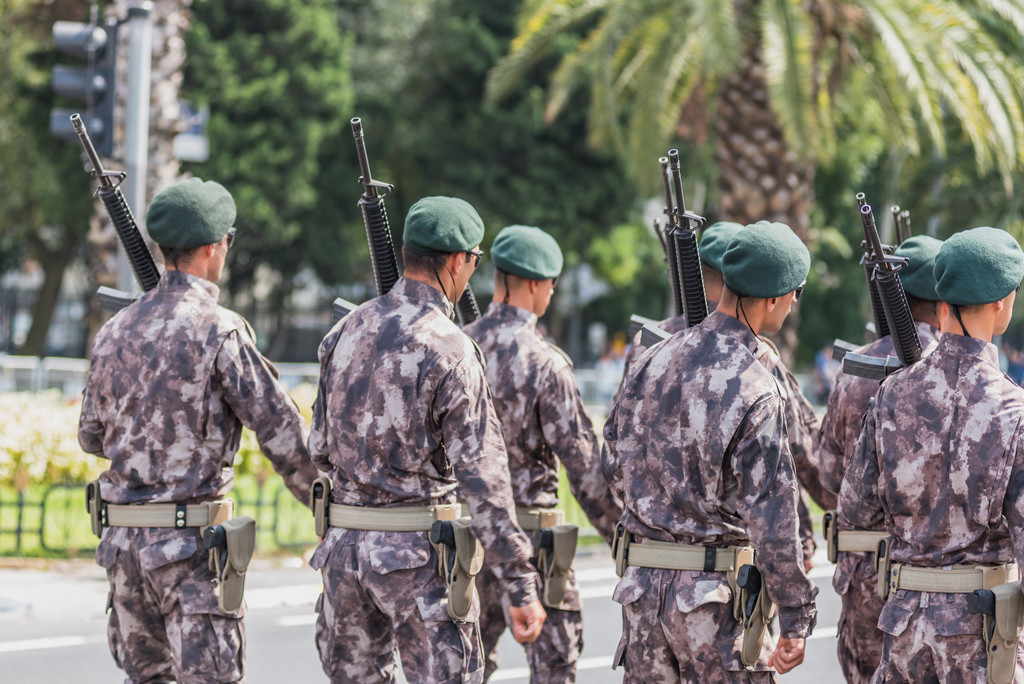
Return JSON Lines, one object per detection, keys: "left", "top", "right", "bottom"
{"left": 618, "top": 315, "right": 691, "bottom": 393}
{"left": 619, "top": 310, "right": 834, "bottom": 513}
{"left": 840, "top": 333, "right": 1024, "bottom": 571}
{"left": 819, "top": 321, "right": 941, "bottom": 498}
{"left": 78, "top": 270, "right": 317, "bottom": 506}
{"left": 756, "top": 339, "right": 836, "bottom": 512}
{"left": 463, "top": 302, "right": 622, "bottom": 544}
{"left": 604, "top": 311, "right": 818, "bottom": 637}
{"left": 308, "top": 277, "right": 539, "bottom": 606}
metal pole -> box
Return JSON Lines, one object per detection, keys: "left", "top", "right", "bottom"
{"left": 118, "top": 2, "right": 154, "bottom": 292}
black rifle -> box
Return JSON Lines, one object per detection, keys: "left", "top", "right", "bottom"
{"left": 891, "top": 205, "right": 912, "bottom": 246}
{"left": 456, "top": 286, "right": 481, "bottom": 325}
{"left": 352, "top": 117, "right": 400, "bottom": 297}
{"left": 842, "top": 201, "right": 923, "bottom": 380}
{"left": 72, "top": 113, "right": 161, "bottom": 312}
{"left": 857, "top": 193, "right": 891, "bottom": 341}
{"left": 666, "top": 149, "right": 708, "bottom": 327}
{"left": 658, "top": 156, "right": 684, "bottom": 316}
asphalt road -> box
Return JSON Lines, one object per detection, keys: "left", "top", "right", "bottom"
{"left": 0, "top": 542, "right": 843, "bottom": 683}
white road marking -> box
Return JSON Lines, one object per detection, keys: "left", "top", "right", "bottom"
{"left": 0, "top": 635, "right": 105, "bottom": 653}
{"left": 490, "top": 655, "right": 613, "bottom": 681}
{"left": 276, "top": 614, "right": 317, "bottom": 627}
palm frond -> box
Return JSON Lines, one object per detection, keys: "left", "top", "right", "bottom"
{"left": 760, "top": 0, "right": 817, "bottom": 160}
{"left": 485, "top": 0, "right": 608, "bottom": 104}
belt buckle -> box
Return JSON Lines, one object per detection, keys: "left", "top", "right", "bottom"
{"left": 433, "top": 504, "right": 459, "bottom": 522}
{"left": 538, "top": 510, "right": 561, "bottom": 529}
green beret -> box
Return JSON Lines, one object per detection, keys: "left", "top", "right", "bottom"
{"left": 723, "top": 221, "right": 810, "bottom": 298}
{"left": 146, "top": 178, "right": 235, "bottom": 249}
{"left": 492, "top": 225, "right": 563, "bottom": 280}
{"left": 403, "top": 196, "right": 485, "bottom": 256}
{"left": 699, "top": 221, "right": 745, "bottom": 273}
{"left": 934, "top": 226, "right": 1024, "bottom": 305}
{"left": 894, "top": 235, "right": 943, "bottom": 301}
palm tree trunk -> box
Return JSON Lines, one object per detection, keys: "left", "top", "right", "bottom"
{"left": 713, "top": 48, "right": 814, "bottom": 364}
{"left": 714, "top": 49, "right": 815, "bottom": 236}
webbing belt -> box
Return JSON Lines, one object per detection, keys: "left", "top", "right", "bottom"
{"left": 837, "top": 530, "right": 889, "bottom": 553}
{"left": 327, "top": 503, "right": 462, "bottom": 532}
{"left": 627, "top": 539, "right": 748, "bottom": 572}
{"left": 515, "top": 507, "right": 565, "bottom": 532}
{"left": 104, "top": 500, "right": 231, "bottom": 529}
{"left": 890, "top": 562, "right": 1019, "bottom": 594}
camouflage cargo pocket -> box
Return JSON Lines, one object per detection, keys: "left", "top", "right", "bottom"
{"left": 176, "top": 607, "right": 245, "bottom": 683}
{"left": 611, "top": 567, "right": 651, "bottom": 670}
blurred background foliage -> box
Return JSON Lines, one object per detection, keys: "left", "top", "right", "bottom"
{"left": 3, "top": 0, "right": 1024, "bottom": 368}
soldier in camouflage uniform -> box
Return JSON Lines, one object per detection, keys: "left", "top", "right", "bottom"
{"left": 604, "top": 222, "right": 818, "bottom": 682}
{"left": 840, "top": 226, "right": 1024, "bottom": 683}
{"left": 308, "top": 197, "right": 546, "bottom": 683}
{"left": 620, "top": 220, "right": 833, "bottom": 571}
{"left": 462, "top": 225, "right": 623, "bottom": 683}
{"left": 818, "top": 235, "right": 943, "bottom": 683}
{"left": 78, "top": 178, "right": 318, "bottom": 684}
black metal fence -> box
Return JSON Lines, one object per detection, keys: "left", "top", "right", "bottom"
{"left": 0, "top": 483, "right": 318, "bottom": 556}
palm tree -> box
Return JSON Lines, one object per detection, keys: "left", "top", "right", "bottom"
{"left": 487, "top": 0, "right": 1024, "bottom": 235}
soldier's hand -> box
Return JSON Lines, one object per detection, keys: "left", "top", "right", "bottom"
{"left": 508, "top": 601, "right": 546, "bottom": 643}
{"left": 768, "top": 637, "right": 806, "bottom": 674}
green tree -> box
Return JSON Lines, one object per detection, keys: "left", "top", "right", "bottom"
{"left": 488, "top": 0, "right": 1024, "bottom": 240}
{"left": 182, "top": 0, "right": 355, "bottom": 351}
{"left": 0, "top": 0, "right": 94, "bottom": 356}
{"left": 344, "top": 0, "right": 642, "bottom": 358}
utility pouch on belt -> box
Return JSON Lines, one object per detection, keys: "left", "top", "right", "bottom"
{"left": 86, "top": 480, "right": 104, "bottom": 538}
{"left": 970, "top": 583, "right": 1024, "bottom": 684}
{"left": 737, "top": 563, "right": 776, "bottom": 668}
{"left": 534, "top": 524, "right": 578, "bottom": 607}
{"left": 310, "top": 476, "right": 332, "bottom": 538}
{"left": 822, "top": 510, "right": 839, "bottom": 564}
{"left": 429, "top": 518, "right": 483, "bottom": 622}
{"left": 203, "top": 516, "right": 256, "bottom": 614}
{"left": 875, "top": 536, "right": 892, "bottom": 600}
{"left": 612, "top": 522, "right": 631, "bottom": 578}
{"left": 730, "top": 546, "right": 756, "bottom": 622}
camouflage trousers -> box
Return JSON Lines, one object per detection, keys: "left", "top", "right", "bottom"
{"left": 477, "top": 563, "right": 583, "bottom": 683}
{"left": 871, "top": 591, "right": 1024, "bottom": 683}
{"left": 834, "top": 553, "right": 885, "bottom": 683}
{"left": 96, "top": 527, "right": 245, "bottom": 684}
{"left": 311, "top": 527, "right": 485, "bottom": 683}
{"left": 612, "top": 566, "right": 775, "bottom": 683}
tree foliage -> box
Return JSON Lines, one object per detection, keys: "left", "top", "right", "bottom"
{"left": 489, "top": 0, "right": 1024, "bottom": 190}
{"left": 182, "top": 0, "right": 356, "bottom": 292}
{"left": 0, "top": 0, "right": 95, "bottom": 354}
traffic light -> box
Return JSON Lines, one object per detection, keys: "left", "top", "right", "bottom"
{"left": 49, "top": 15, "right": 118, "bottom": 157}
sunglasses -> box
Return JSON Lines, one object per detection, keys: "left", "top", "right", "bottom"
{"left": 225, "top": 227, "right": 236, "bottom": 248}
{"left": 466, "top": 248, "right": 484, "bottom": 267}
{"left": 793, "top": 283, "right": 805, "bottom": 301}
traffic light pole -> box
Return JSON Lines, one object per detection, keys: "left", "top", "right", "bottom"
{"left": 118, "top": 2, "right": 154, "bottom": 292}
